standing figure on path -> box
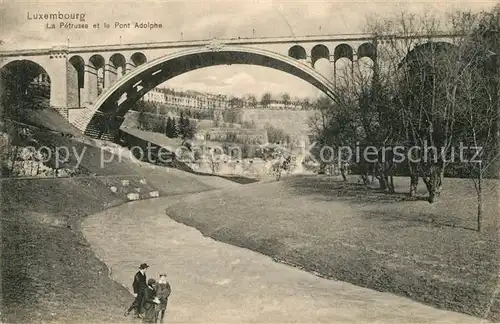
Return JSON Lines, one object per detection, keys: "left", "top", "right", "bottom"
{"left": 143, "top": 278, "right": 160, "bottom": 323}
{"left": 154, "top": 273, "right": 171, "bottom": 323}
{"left": 125, "top": 263, "right": 149, "bottom": 318}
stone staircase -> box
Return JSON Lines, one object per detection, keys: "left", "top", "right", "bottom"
{"left": 72, "top": 108, "right": 116, "bottom": 141}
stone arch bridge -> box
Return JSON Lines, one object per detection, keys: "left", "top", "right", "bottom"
{"left": 0, "top": 33, "right": 455, "bottom": 139}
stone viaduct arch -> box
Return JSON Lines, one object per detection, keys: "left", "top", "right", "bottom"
{"left": 73, "top": 45, "right": 339, "bottom": 138}
{"left": 0, "top": 33, "right": 458, "bottom": 138}
{"left": 0, "top": 59, "right": 52, "bottom": 114}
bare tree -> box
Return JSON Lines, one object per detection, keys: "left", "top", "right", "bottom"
{"left": 260, "top": 92, "right": 272, "bottom": 108}
{"left": 365, "top": 10, "right": 495, "bottom": 202}
{"left": 281, "top": 93, "right": 291, "bottom": 108}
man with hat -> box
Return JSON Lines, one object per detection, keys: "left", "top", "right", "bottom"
{"left": 125, "top": 263, "right": 149, "bottom": 318}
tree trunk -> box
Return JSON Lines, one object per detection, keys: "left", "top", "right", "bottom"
{"left": 408, "top": 161, "right": 419, "bottom": 197}
{"left": 340, "top": 169, "right": 347, "bottom": 181}
{"left": 378, "top": 175, "right": 387, "bottom": 190}
{"left": 9, "top": 145, "right": 18, "bottom": 175}
{"left": 409, "top": 173, "right": 419, "bottom": 197}
{"left": 422, "top": 164, "right": 443, "bottom": 204}
{"left": 477, "top": 165, "right": 483, "bottom": 232}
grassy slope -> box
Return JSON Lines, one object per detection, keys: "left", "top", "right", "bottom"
{"left": 166, "top": 175, "right": 500, "bottom": 321}
{"left": 1, "top": 178, "right": 133, "bottom": 323}
{"left": 0, "top": 129, "right": 218, "bottom": 323}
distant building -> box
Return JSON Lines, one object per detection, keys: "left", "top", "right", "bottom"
{"left": 143, "top": 87, "right": 167, "bottom": 104}
{"left": 142, "top": 86, "right": 315, "bottom": 111}
{"left": 142, "top": 87, "right": 229, "bottom": 111}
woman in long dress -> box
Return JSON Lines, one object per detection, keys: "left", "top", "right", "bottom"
{"left": 154, "top": 273, "right": 171, "bottom": 323}
{"left": 142, "top": 278, "right": 159, "bottom": 323}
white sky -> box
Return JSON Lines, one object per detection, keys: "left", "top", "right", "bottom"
{"left": 1, "top": 0, "right": 497, "bottom": 99}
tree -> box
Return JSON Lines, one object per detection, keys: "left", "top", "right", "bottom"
{"left": 281, "top": 93, "right": 291, "bottom": 108}
{"left": 178, "top": 115, "right": 197, "bottom": 140}
{"left": 450, "top": 8, "right": 500, "bottom": 231}
{"left": 360, "top": 10, "right": 499, "bottom": 202}
{"left": 165, "top": 117, "right": 173, "bottom": 138}
{"left": 260, "top": 92, "right": 272, "bottom": 108}
{"left": 229, "top": 96, "right": 240, "bottom": 109}
{"left": 178, "top": 111, "right": 187, "bottom": 137}
{"left": 137, "top": 106, "right": 147, "bottom": 130}
{"left": 265, "top": 125, "right": 290, "bottom": 144}
{"left": 301, "top": 98, "right": 311, "bottom": 110}
{"left": 247, "top": 94, "right": 258, "bottom": 108}
{"left": 171, "top": 118, "right": 178, "bottom": 138}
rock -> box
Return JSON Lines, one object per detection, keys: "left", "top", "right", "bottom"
{"left": 127, "top": 193, "right": 140, "bottom": 201}
{"left": 121, "top": 179, "right": 130, "bottom": 186}
{"left": 110, "top": 186, "right": 117, "bottom": 193}
{"left": 148, "top": 191, "right": 159, "bottom": 198}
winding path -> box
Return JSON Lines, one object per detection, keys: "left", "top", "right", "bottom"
{"left": 82, "top": 196, "right": 485, "bottom": 323}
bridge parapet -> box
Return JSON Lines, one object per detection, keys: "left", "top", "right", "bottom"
{"left": 49, "top": 46, "right": 68, "bottom": 58}
{"left": 0, "top": 32, "right": 460, "bottom": 57}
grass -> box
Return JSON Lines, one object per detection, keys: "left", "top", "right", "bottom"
{"left": 165, "top": 175, "right": 500, "bottom": 321}
{"left": 1, "top": 177, "right": 133, "bottom": 323}
{"left": 0, "top": 128, "right": 223, "bottom": 323}
{"left": 119, "top": 127, "right": 259, "bottom": 185}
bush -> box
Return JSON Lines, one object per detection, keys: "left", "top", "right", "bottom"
{"left": 265, "top": 125, "right": 290, "bottom": 144}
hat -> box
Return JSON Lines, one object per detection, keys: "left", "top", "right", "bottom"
{"left": 148, "top": 278, "right": 156, "bottom": 286}
{"left": 139, "top": 263, "right": 149, "bottom": 269}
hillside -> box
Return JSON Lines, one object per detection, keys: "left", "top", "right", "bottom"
{"left": 240, "top": 108, "right": 315, "bottom": 139}
{"left": 166, "top": 175, "right": 500, "bottom": 321}
{"left": 0, "top": 125, "right": 231, "bottom": 322}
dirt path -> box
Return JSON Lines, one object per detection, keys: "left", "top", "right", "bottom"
{"left": 82, "top": 197, "right": 486, "bottom": 323}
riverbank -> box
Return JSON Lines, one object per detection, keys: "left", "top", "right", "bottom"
{"left": 165, "top": 175, "right": 500, "bottom": 321}
{"left": 0, "top": 178, "right": 134, "bottom": 323}
{"left": 0, "top": 130, "right": 238, "bottom": 322}
{"left": 82, "top": 196, "right": 484, "bottom": 323}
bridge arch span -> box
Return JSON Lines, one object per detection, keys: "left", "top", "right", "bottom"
{"left": 110, "top": 53, "right": 126, "bottom": 76}
{"left": 357, "top": 42, "right": 377, "bottom": 60}
{"left": 130, "top": 52, "right": 147, "bottom": 68}
{"left": 334, "top": 43, "right": 354, "bottom": 62}
{"left": 311, "top": 44, "right": 330, "bottom": 66}
{"left": 288, "top": 45, "right": 307, "bottom": 60}
{"left": 68, "top": 55, "right": 85, "bottom": 107}
{"left": 400, "top": 41, "right": 457, "bottom": 67}
{"left": 74, "top": 45, "right": 339, "bottom": 137}
{"left": 0, "top": 59, "right": 52, "bottom": 113}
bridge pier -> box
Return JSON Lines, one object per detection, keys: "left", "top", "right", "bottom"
{"left": 125, "top": 62, "right": 136, "bottom": 73}
{"left": 84, "top": 64, "right": 98, "bottom": 106}
{"left": 104, "top": 63, "right": 117, "bottom": 89}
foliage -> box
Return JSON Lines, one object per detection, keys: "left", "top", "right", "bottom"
{"left": 265, "top": 124, "right": 291, "bottom": 144}
{"left": 309, "top": 8, "right": 500, "bottom": 211}
{"left": 222, "top": 108, "right": 243, "bottom": 124}
{"left": 281, "top": 93, "right": 291, "bottom": 108}
{"left": 260, "top": 92, "right": 272, "bottom": 107}
{"left": 178, "top": 111, "right": 197, "bottom": 140}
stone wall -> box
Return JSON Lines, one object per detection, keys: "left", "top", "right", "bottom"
{"left": 197, "top": 127, "right": 268, "bottom": 144}
{"left": 240, "top": 108, "right": 315, "bottom": 142}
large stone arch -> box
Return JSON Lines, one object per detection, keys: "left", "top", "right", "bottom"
{"left": 72, "top": 46, "right": 339, "bottom": 138}
{"left": 399, "top": 41, "right": 457, "bottom": 68}
{"left": 0, "top": 59, "right": 51, "bottom": 115}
